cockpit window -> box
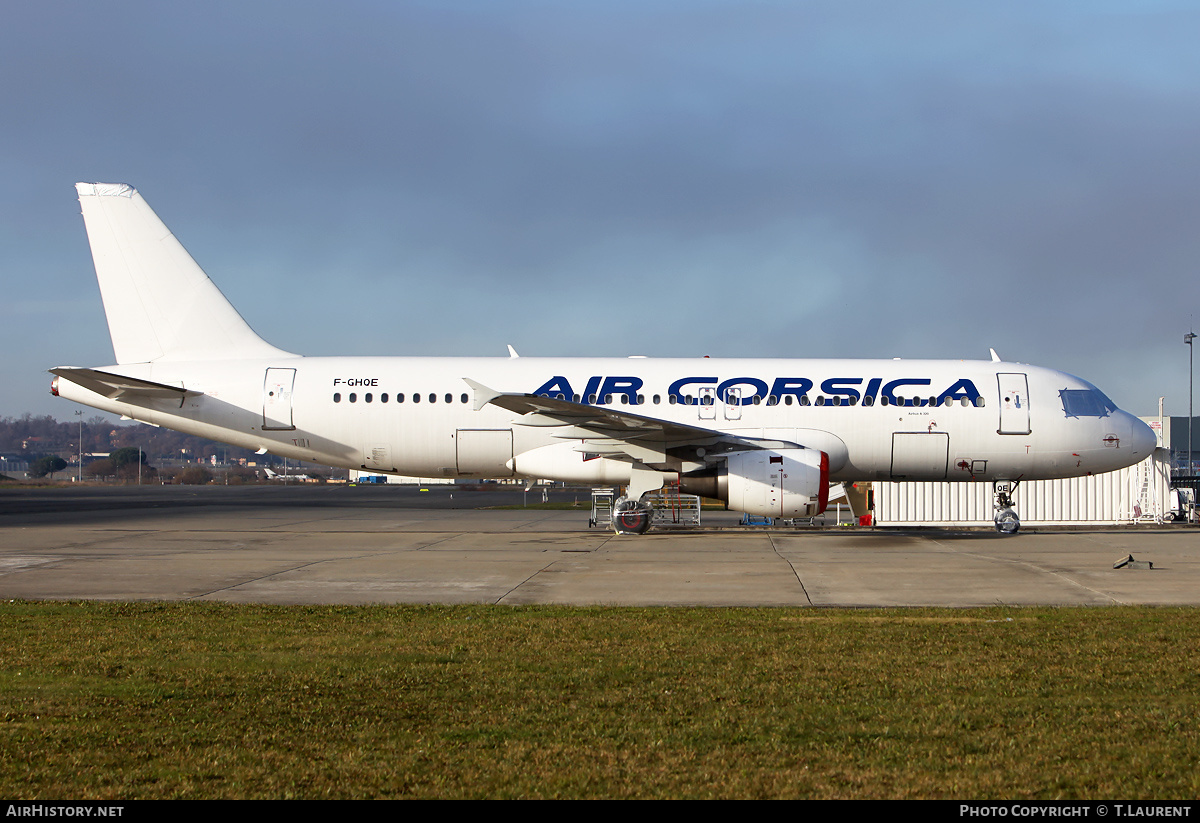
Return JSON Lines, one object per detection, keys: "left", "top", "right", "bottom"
{"left": 1060, "top": 388, "right": 1117, "bottom": 418}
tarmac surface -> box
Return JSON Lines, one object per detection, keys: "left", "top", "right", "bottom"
{"left": 0, "top": 484, "right": 1197, "bottom": 607}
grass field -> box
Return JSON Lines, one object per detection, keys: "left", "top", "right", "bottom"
{"left": 1, "top": 601, "right": 1197, "bottom": 799}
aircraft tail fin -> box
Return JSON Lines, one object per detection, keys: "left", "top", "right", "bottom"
{"left": 75, "top": 183, "right": 294, "bottom": 364}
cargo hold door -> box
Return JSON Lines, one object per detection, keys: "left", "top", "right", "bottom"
{"left": 456, "top": 429, "right": 514, "bottom": 478}
{"left": 890, "top": 432, "right": 949, "bottom": 480}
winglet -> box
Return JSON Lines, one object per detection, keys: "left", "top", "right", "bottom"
{"left": 507, "top": 345, "right": 520, "bottom": 358}
{"left": 463, "top": 378, "right": 503, "bottom": 412}
{"left": 990, "top": 348, "right": 1002, "bottom": 363}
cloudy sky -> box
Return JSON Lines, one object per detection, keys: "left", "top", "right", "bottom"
{"left": 4, "top": 1, "right": 1199, "bottom": 419}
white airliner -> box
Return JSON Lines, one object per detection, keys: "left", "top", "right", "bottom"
{"left": 51, "top": 183, "right": 1156, "bottom": 533}
{"left": 262, "top": 467, "right": 314, "bottom": 482}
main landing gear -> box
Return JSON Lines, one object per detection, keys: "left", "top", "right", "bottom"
{"left": 612, "top": 496, "right": 653, "bottom": 535}
{"left": 993, "top": 480, "right": 1021, "bottom": 534}
{"left": 611, "top": 463, "right": 673, "bottom": 535}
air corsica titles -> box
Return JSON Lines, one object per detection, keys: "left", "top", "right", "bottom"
{"left": 532, "top": 376, "right": 984, "bottom": 407}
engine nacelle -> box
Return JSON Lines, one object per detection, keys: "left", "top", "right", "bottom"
{"left": 509, "top": 442, "right": 632, "bottom": 485}
{"left": 682, "top": 448, "right": 829, "bottom": 518}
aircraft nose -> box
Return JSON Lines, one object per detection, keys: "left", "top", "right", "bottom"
{"left": 1126, "top": 413, "right": 1157, "bottom": 460}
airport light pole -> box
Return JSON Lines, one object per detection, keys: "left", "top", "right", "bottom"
{"left": 1187, "top": 332, "right": 1196, "bottom": 474}
{"left": 75, "top": 410, "right": 82, "bottom": 483}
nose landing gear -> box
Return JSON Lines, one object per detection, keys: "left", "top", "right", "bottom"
{"left": 993, "top": 480, "right": 1021, "bottom": 534}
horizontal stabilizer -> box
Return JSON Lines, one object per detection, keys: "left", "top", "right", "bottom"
{"left": 50, "top": 367, "right": 201, "bottom": 401}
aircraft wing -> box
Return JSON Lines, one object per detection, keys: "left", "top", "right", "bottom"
{"left": 463, "top": 379, "right": 800, "bottom": 457}
{"left": 50, "top": 367, "right": 201, "bottom": 402}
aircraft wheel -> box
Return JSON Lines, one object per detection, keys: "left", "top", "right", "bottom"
{"left": 994, "top": 507, "right": 1020, "bottom": 535}
{"left": 613, "top": 497, "right": 653, "bottom": 535}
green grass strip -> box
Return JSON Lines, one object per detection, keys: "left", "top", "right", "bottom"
{"left": 1, "top": 602, "right": 1197, "bottom": 799}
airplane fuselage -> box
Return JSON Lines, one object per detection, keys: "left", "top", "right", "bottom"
{"left": 53, "top": 355, "right": 1153, "bottom": 485}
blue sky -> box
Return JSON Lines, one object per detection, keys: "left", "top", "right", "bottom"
{"left": 4, "top": 1, "right": 1198, "bottom": 418}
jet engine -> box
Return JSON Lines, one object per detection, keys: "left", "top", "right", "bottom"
{"left": 680, "top": 448, "right": 829, "bottom": 518}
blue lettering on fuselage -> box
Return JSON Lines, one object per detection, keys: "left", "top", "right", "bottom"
{"left": 668, "top": 377, "right": 717, "bottom": 406}
{"left": 935, "top": 378, "right": 982, "bottom": 405}
{"left": 881, "top": 378, "right": 932, "bottom": 405}
{"left": 599, "top": 376, "right": 644, "bottom": 403}
{"left": 534, "top": 376, "right": 574, "bottom": 400}
{"left": 531, "top": 375, "right": 982, "bottom": 406}
{"left": 718, "top": 377, "right": 768, "bottom": 405}
{"left": 770, "top": 378, "right": 814, "bottom": 402}
{"left": 582, "top": 375, "right": 603, "bottom": 403}
{"left": 821, "top": 377, "right": 863, "bottom": 402}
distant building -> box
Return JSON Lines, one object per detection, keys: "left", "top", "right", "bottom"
{"left": 349, "top": 470, "right": 454, "bottom": 485}
{"left": 1140, "top": 416, "right": 1200, "bottom": 473}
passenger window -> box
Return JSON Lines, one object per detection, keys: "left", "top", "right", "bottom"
{"left": 445, "top": 393, "right": 452, "bottom": 404}
{"left": 398, "top": 393, "right": 405, "bottom": 403}
{"left": 333, "top": 393, "right": 341, "bottom": 403}
{"left": 461, "top": 393, "right": 469, "bottom": 404}
{"left": 653, "top": 395, "right": 661, "bottom": 404}
{"left": 413, "top": 393, "right": 420, "bottom": 403}
{"left": 349, "top": 393, "right": 357, "bottom": 403}
{"left": 381, "top": 393, "right": 388, "bottom": 403}
{"left": 365, "top": 393, "right": 373, "bottom": 403}
{"left": 429, "top": 393, "right": 436, "bottom": 403}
